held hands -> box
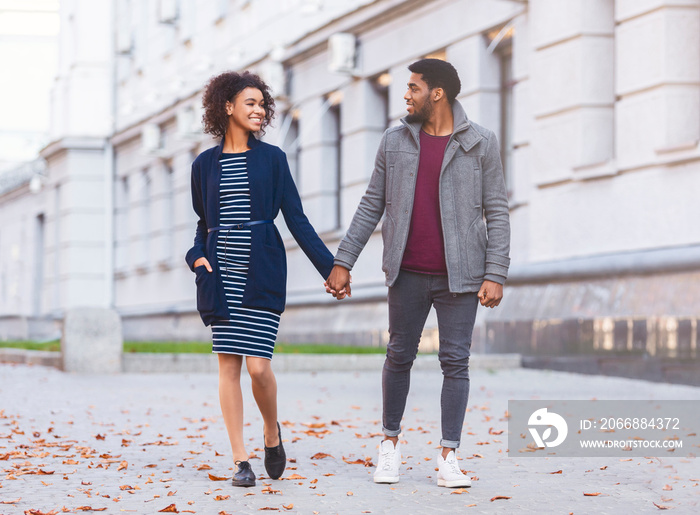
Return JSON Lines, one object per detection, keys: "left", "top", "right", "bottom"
{"left": 193, "top": 257, "right": 212, "bottom": 272}
{"left": 478, "top": 280, "right": 503, "bottom": 308}
{"left": 324, "top": 265, "right": 352, "bottom": 300}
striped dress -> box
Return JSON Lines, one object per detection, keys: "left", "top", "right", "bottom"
{"left": 210, "top": 153, "right": 281, "bottom": 359}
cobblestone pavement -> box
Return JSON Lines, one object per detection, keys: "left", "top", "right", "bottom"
{"left": 0, "top": 363, "right": 698, "bottom": 515}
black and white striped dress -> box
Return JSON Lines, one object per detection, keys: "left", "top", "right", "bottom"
{"left": 211, "top": 153, "right": 281, "bottom": 359}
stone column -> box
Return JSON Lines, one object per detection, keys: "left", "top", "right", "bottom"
{"left": 62, "top": 307, "right": 122, "bottom": 373}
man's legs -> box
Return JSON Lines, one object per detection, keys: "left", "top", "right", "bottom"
{"left": 432, "top": 278, "right": 478, "bottom": 488}
{"left": 382, "top": 270, "right": 432, "bottom": 438}
{"left": 432, "top": 281, "right": 479, "bottom": 450}
{"left": 374, "top": 271, "right": 432, "bottom": 484}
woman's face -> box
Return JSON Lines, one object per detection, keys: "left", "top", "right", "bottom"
{"left": 226, "top": 87, "right": 266, "bottom": 132}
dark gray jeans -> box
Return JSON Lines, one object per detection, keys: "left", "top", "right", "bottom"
{"left": 382, "top": 270, "right": 479, "bottom": 448}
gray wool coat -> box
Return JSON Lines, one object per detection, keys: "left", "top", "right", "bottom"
{"left": 334, "top": 100, "right": 511, "bottom": 292}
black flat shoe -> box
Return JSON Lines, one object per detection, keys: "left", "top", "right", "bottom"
{"left": 232, "top": 460, "right": 255, "bottom": 487}
{"left": 264, "top": 421, "right": 286, "bottom": 480}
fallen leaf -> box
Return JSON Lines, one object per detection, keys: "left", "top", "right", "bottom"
{"left": 662, "top": 485, "right": 672, "bottom": 491}
{"left": 117, "top": 461, "right": 128, "bottom": 471}
{"left": 451, "top": 488, "right": 468, "bottom": 494}
{"left": 0, "top": 498, "right": 20, "bottom": 504}
{"left": 490, "top": 496, "right": 511, "bottom": 501}
{"left": 467, "top": 504, "right": 477, "bottom": 508}
{"left": 488, "top": 428, "right": 504, "bottom": 435}
{"left": 208, "top": 473, "right": 229, "bottom": 481}
{"left": 258, "top": 509, "right": 279, "bottom": 512}
{"left": 549, "top": 470, "right": 563, "bottom": 474}
{"left": 214, "top": 495, "right": 230, "bottom": 501}
{"left": 158, "top": 504, "right": 179, "bottom": 513}
{"left": 261, "top": 486, "right": 280, "bottom": 494}
{"left": 653, "top": 503, "right": 671, "bottom": 510}
{"left": 197, "top": 464, "right": 213, "bottom": 470}
{"left": 282, "top": 505, "right": 293, "bottom": 511}
{"left": 600, "top": 466, "right": 608, "bottom": 470}
{"left": 310, "top": 452, "right": 333, "bottom": 459}
{"left": 284, "top": 473, "right": 306, "bottom": 480}
{"left": 347, "top": 491, "right": 354, "bottom": 496}
{"left": 75, "top": 508, "right": 108, "bottom": 512}
{"left": 583, "top": 492, "right": 601, "bottom": 496}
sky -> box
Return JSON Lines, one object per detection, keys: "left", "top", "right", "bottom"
{"left": 0, "top": 0, "right": 59, "bottom": 172}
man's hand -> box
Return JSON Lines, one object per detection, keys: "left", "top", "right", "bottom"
{"left": 325, "top": 265, "right": 352, "bottom": 300}
{"left": 478, "top": 280, "right": 503, "bottom": 308}
{"left": 194, "top": 257, "right": 212, "bottom": 272}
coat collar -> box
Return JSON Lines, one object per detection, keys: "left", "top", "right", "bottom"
{"left": 214, "top": 132, "right": 262, "bottom": 160}
{"left": 400, "top": 100, "right": 482, "bottom": 152}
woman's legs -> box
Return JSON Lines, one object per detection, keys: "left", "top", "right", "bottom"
{"left": 246, "top": 356, "right": 279, "bottom": 447}
{"left": 217, "top": 353, "right": 249, "bottom": 462}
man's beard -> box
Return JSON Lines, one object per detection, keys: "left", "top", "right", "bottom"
{"left": 405, "top": 99, "right": 433, "bottom": 123}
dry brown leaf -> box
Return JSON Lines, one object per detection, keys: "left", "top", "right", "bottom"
{"left": 451, "top": 488, "right": 468, "bottom": 494}
{"left": 285, "top": 473, "right": 306, "bottom": 480}
{"left": 662, "top": 485, "right": 673, "bottom": 491}
{"left": 467, "top": 504, "right": 477, "bottom": 508}
{"left": 258, "top": 508, "right": 280, "bottom": 511}
{"left": 0, "top": 498, "right": 20, "bottom": 504}
{"left": 197, "top": 464, "right": 212, "bottom": 470}
{"left": 282, "top": 505, "right": 293, "bottom": 511}
{"left": 24, "top": 510, "right": 58, "bottom": 515}
{"left": 549, "top": 470, "right": 563, "bottom": 474}
{"left": 303, "top": 422, "right": 326, "bottom": 429}
{"left": 214, "top": 495, "right": 230, "bottom": 501}
{"left": 653, "top": 503, "right": 671, "bottom": 510}
{"left": 117, "top": 461, "right": 128, "bottom": 471}
{"left": 167, "top": 490, "right": 176, "bottom": 496}
{"left": 119, "top": 485, "right": 134, "bottom": 490}
{"left": 208, "top": 473, "right": 229, "bottom": 481}
{"left": 600, "top": 466, "right": 608, "bottom": 470}
{"left": 261, "top": 486, "right": 281, "bottom": 494}
{"left": 488, "top": 428, "right": 504, "bottom": 435}
{"left": 310, "top": 452, "right": 333, "bottom": 459}
{"left": 583, "top": 492, "right": 601, "bottom": 496}
{"left": 347, "top": 491, "right": 354, "bottom": 496}
{"left": 75, "top": 508, "right": 108, "bottom": 512}
{"left": 310, "top": 478, "right": 318, "bottom": 484}
{"left": 219, "top": 511, "right": 233, "bottom": 515}
{"left": 158, "top": 504, "right": 179, "bottom": 513}
{"left": 490, "top": 496, "right": 511, "bottom": 501}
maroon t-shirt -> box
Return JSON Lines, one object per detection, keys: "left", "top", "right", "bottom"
{"left": 400, "top": 130, "right": 451, "bottom": 275}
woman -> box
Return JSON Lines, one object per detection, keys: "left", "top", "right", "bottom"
{"left": 185, "top": 71, "right": 339, "bottom": 487}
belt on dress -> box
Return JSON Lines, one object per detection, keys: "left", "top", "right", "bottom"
{"left": 208, "top": 220, "right": 273, "bottom": 233}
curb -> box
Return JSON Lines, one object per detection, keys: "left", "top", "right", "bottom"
{"left": 0, "top": 348, "right": 521, "bottom": 373}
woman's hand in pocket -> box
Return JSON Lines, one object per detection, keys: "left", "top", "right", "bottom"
{"left": 194, "top": 257, "right": 212, "bottom": 272}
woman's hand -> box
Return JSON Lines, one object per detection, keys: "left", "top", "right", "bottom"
{"left": 194, "top": 257, "right": 212, "bottom": 272}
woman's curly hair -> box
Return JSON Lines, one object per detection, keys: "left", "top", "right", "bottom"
{"left": 201, "top": 71, "right": 276, "bottom": 139}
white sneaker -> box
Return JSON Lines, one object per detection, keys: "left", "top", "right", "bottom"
{"left": 437, "top": 450, "right": 471, "bottom": 488}
{"left": 373, "top": 439, "right": 401, "bottom": 484}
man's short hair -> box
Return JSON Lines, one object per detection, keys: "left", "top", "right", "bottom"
{"left": 408, "top": 59, "right": 462, "bottom": 105}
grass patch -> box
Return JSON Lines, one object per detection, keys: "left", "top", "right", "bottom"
{"left": 1, "top": 340, "right": 387, "bottom": 355}
{"left": 0, "top": 340, "right": 60, "bottom": 352}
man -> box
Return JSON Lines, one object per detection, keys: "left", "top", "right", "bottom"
{"left": 326, "top": 59, "right": 510, "bottom": 488}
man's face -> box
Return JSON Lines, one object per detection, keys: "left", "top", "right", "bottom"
{"left": 404, "top": 72, "right": 433, "bottom": 123}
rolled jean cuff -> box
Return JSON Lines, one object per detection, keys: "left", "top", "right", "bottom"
{"left": 383, "top": 425, "right": 401, "bottom": 438}
{"left": 440, "top": 438, "right": 460, "bottom": 449}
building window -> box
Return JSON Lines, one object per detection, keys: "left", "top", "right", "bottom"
{"left": 328, "top": 101, "right": 342, "bottom": 230}
{"left": 372, "top": 73, "right": 391, "bottom": 130}
{"left": 499, "top": 46, "right": 514, "bottom": 197}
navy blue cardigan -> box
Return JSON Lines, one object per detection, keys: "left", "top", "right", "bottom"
{"left": 185, "top": 134, "right": 334, "bottom": 325}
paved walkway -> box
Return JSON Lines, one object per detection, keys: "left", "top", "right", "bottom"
{"left": 0, "top": 363, "right": 697, "bottom": 514}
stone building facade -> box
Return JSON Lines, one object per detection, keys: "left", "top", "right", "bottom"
{"left": 0, "top": 0, "right": 698, "bottom": 370}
